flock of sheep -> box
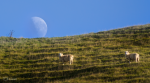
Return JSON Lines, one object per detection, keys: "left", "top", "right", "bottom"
{"left": 59, "top": 51, "right": 140, "bottom": 65}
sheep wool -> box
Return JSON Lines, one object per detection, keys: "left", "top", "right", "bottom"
{"left": 59, "top": 53, "right": 74, "bottom": 65}
{"left": 125, "top": 51, "right": 139, "bottom": 63}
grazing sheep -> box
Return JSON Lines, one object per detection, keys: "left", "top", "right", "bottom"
{"left": 125, "top": 51, "right": 139, "bottom": 63}
{"left": 59, "top": 53, "right": 74, "bottom": 65}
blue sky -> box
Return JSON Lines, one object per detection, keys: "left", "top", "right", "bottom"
{"left": 0, "top": 1, "right": 150, "bottom": 38}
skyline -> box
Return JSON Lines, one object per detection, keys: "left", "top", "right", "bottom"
{"left": 0, "top": 1, "right": 150, "bottom": 38}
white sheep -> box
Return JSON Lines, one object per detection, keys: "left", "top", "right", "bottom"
{"left": 125, "top": 51, "right": 139, "bottom": 63}
{"left": 59, "top": 53, "right": 74, "bottom": 65}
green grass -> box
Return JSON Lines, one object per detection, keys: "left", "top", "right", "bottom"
{"left": 1, "top": 24, "right": 150, "bottom": 83}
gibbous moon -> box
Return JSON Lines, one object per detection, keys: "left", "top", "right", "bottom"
{"left": 32, "top": 17, "right": 47, "bottom": 37}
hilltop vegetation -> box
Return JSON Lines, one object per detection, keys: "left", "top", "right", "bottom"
{"left": 1, "top": 24, "right": 150, "bottom": 83}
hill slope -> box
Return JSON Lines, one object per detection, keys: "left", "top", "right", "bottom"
{"left": 1, "top": 24, "right": 150, "bottom": 83}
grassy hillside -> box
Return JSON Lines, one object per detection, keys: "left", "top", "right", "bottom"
{"left": 1, "top": 24, "right": 150, "bottom": 83}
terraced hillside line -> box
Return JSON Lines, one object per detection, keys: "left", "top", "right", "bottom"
{"left": 1, "top": 24, "right": 150, "bottom": 83}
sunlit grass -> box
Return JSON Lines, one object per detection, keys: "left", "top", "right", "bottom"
{"left": 1, "top": 24, "right": 150, "bottom": 82}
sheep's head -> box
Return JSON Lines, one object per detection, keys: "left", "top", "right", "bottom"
{"left": 125, "top": 51, "right": 129, "bottom": 59}
{"left": 125, "top": 51, "right": 129, "bottom": 55}
{"left": 59, "top": 53, "right": 63, "bottom": 57}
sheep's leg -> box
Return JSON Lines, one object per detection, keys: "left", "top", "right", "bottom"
{"left": 136, "top": 56, "right": 139, "bottom": 63}
{"left": 136, "top": 58, "right": 137, "bottom": 63}
{"left": 71, "top": 60, "right": 73, "bottom": 65}
{"left": 70, "top": 57, "right": 72, "bottom": 65}
{"left": 129, "top": 59, "right": 131, "bottom": 64}
{"left": 62, "top": 61, "right": 64, "bottom": 65}
{"left": 70, "top": 59, "right": 73, "bottom": 65}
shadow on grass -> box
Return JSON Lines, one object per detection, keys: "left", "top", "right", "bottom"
{"left": 13, "top": 64, "right": 141, "bottom": 83}
{"left": 84, "top": 75, "right": 142, "bottom": 82}
{"left": 1, "top": 60, "right": 143, "bottom": 83}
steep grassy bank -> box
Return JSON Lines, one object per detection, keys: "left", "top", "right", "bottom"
{"left": 1, "top": 24, "right": 150, "bottom": 83}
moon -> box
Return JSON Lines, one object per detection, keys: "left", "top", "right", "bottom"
{"left": 32, "top": 17, "right": 47, "bottom": 37}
